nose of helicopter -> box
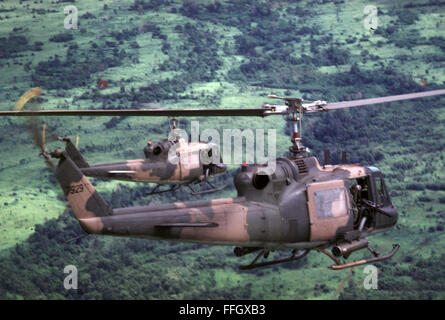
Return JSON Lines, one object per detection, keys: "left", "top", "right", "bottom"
{"left": 212, "top": 162, "right": 227, "bottom": 174}
{"left": 206, "top": 160, "right": 226, "bottom": 176}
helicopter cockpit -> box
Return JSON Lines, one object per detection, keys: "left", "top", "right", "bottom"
{"left": 348, "top": 167, "right": 396, "bottom": 232}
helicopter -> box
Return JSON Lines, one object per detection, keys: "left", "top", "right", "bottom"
{"left": 1, "top": 88, "right": 445, "bottom": 270}
{"left": 59, "top": 125, "right": 227, "bottom": 195}
{"left": 10, "top": 88, "right": 228, "bottom": 195}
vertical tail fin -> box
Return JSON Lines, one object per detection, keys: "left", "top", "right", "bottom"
{"left": 54, "top": 150, "right": 111, "bottom": 222}
{"left": 64, "top": 138, "right": 89, "bottom": 168}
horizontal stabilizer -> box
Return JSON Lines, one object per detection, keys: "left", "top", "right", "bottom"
{"left": 107, "top": 170, "right": 137, "bottom": 174}
{"left": 155, "top": 222, "right": 219, "bottom": 228}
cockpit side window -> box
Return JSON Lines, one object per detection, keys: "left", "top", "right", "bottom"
{"left": 376, "top": 177, "right": 390, "bottom": 206}
{"left": 349, "top": 176, "right": 372, "bottom": 202}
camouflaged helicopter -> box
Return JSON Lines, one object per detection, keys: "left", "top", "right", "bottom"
{"left": 9, "top": 88, "right": 227, "bottom": 195}
{"left": 1, "top": 88, "right": 445, "bottom": 270}
{"left": 60, "top": 125, "right": 227, "bottom": 195}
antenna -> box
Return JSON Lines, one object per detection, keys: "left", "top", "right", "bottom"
{"left": 341, "top": 151, "right": 347, "bottom": 164}
{"left": 324, "top": 149, "right": 331, "bottom": 166}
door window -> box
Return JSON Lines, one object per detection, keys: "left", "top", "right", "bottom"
{"left": 314, "top": 188, "right": 348, "bottom": 219}
{"left": 307, "top": 180, "right": 351, "bottom": 241}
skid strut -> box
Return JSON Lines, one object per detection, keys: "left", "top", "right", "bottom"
{"left": 239, "top": 249, "right": 309, "bottom": 270}
{"left": 187, "top": 181, "right": 227, "bottom": 195}
{"left": 146, "top": 184, "right": 180, "bottom": 195}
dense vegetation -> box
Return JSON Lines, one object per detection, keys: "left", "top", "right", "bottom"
{"left": 0, "top": 0, "right": 444, "bottom": 299}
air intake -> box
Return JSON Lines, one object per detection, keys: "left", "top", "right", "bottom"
{"left": 293, "top": 158, "right": 308, "bottom": 175}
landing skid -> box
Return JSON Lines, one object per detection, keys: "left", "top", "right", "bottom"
{"left": 65, "top": 234, "right": 89, "bottom": 243}
{"left": 146, "top": 181, "right": 226, "bottom": 196}
{"left": 186, "top": 180, "right": 227, "bottom": 195}
{"left": 236, "top": 243, "right": 400, "bottom": 270}
{"left": 146, "top": 184, "right": 180, "bottom": 195}
{"left": 239, "top": 249, "right": 309, "bottom": 270}
{"left": 317, "top": 244, "right": 400, "bottom": 270}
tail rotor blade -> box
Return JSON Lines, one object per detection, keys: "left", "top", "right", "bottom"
{"left": 42, "top": 122, "right": 46, "bottom": 148}
{"left": 14, "top": 87, "right": 42, "bottom": 111}
{"left": 43, "top": 155, "right": 56, "bottom": 171}
{"left": 38, "top": 121, "right": 56, "bottom": 171}
{"left": 14, "top": 88, "right": 59, "bottom": 171}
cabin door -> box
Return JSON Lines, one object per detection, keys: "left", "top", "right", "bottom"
{"left": 307, "top": 180, "right": 351, "bottom": 241}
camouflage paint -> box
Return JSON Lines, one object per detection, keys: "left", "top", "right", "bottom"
{"left": 55, "top": 145, "right": 397, "bottom": 249}
{"left": 65, "top": 138, "right": 225, "bottom": 185}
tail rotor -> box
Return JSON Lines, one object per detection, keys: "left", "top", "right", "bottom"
{"left": 14, "top": 87, "right": 60, "bottom": 170}
{"left": 35, "top": 121, "right": 57, "bottom": 171}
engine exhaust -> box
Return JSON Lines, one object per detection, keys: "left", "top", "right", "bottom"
{"left": 332, "top": 238, "right": 369, "bottom": 257}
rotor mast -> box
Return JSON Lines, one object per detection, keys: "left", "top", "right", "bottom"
{"left": 267, "top": 95, "right": 312, "bottom": 157}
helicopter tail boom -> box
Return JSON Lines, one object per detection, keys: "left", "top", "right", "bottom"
{"left": 53, "top": 149, "right": 112, "bottom": 231}
{"left": 51, "top": 148, "right": 261, "bottom": 241}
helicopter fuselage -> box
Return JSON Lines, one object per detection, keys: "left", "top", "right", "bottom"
{"left": 69, "top": 138, "right": 226, "bottom": 185}
{"left": 81, "top": 158, "right": 206, "bottom": 185}
{"left": 69, "top": 154, "right": 397, "bottom": 250}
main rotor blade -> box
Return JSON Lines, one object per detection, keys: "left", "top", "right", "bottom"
{"left": 0, "top": 108, "right": 269, "bottom": 117}
{"left": 324, "top": 89, "right": 445, "bottom": 111}
{"left": 1, "top": 89, "right": 444, "bottom": 118}
{"left": 139, "top": 103, "right": 165, "bottom": 109}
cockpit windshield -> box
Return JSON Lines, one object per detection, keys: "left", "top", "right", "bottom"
{"left": 375, "top": 176, "right": 390, "bottom": 206}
